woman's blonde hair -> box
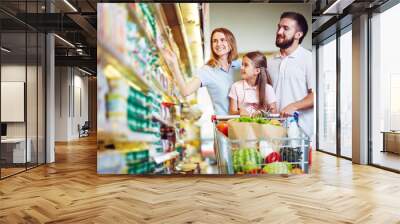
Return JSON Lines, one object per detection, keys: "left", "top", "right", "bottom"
{"left": 206, "top": 28, "right": 238, "bottom": 68}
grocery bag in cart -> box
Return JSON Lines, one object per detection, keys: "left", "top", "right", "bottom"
{"left": 227, "top": 116, "right": 287, "bottom": 148}
{"left": 227, "top": 118, "right": 257, "bottom": 148}
{"left": 251, "top": 120, "right": 287, "bottom": 139}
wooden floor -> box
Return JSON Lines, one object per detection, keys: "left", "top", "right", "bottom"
{"left": 1, "top": 135, "right": 400, "bottom": 223}
{"left": 1, "top": 167, "right": 26, "bottom": 178}
{"left": 1, "top": 164, "right": 44, "bottom": 178}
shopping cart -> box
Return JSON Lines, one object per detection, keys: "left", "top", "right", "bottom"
{"left": 211, "top": 113, "right": 311, "bottom": 175}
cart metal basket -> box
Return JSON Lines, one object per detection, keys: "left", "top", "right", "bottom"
{"left": 211, "top": 113, "right": 311, "bottom": 175}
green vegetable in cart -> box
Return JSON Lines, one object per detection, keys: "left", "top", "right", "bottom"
{"left": 233, "top": 148, "right": 262, "bottom": 173}
{"left": 262, "top": 162, "right": 292, "bottom": 174}
{"left": 232, "top": 117, "right": 253, "bottom": 123}
{"left": 231, "top": 117, "right": 274, "bottom": 125}
{"left": 253, "top": 117, "right": 269, "bottom": 124}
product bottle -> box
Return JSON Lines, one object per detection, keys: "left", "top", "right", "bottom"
{"left": 287, "top": 117, "right": 300, "bottom": 148}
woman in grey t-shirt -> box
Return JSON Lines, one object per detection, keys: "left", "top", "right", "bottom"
{"left": 164, "top": 28, "right": 240, "bottom": 115}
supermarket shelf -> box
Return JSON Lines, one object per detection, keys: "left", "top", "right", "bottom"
{"left": 126, "top": 5, "right": 177, "bottom": 87}
{"left": 153, "top": 167, "right": 165, "bottom": 174}
{"left": 98, "top": 121, "right": 159, "bottom": 143}
{"left": 151, "top": 4, "right": 175, "bottom": 52}
{"left": 127, "top": 4, "right": 187, "bottom": 104}
{"left": 99, "top": 41, "right": 176, "bottom": 104}
{"left": 150, "top": 4, "right": 185, "bottom": 81}
{"left": 152, "top": 151, "right": 179, "bottom": 164}
{"left": 150, "top": 76, "right": 174, "bottom": 103}
{"left": 98, "top": 42, "right": 150, "bottom": 92}
{"left": 99, "top": 130, "right": 159, "bottom": 143}
{"left": 153, "top": 115, "right": 174, "bottom": 128}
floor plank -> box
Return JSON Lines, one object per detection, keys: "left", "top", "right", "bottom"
{"left": 0, "top": 135, "right": 400, "bottom": 223}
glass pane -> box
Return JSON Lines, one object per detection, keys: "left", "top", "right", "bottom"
{"left": 38, "top": 32, "right": 45, "bottom": 165}
{"left": 371, "top": 3, "right": 400, "bottom": 171}
{"left": 1, "top": 30, "right": 27, "bottom": 177}
{"left": 318, "top": 38, "right": 337, "bottom": 154}
{"left": 340, "top": 29, "right": 352, "bottom": 158}
{"left": 27, "top": 31, "right": 38, "bottom": 169}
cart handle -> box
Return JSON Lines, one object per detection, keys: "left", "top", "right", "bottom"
{"left": 211, "top": 112, "right": 299, "bottom": 122}
{"left": 211, "top": 115, "right": 240, "bottom": 122}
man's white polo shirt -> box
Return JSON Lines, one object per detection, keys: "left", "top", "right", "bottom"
{"left": 267, "top": 46, "right": 314, "bottom": 137}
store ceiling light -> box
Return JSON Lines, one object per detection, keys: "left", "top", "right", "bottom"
{"left": 63, "top": 0, "right": 78, "bottom": 12}
{"left": 54, "top": 34, "right": 75, "bottom": 48}
{"left": 322, "top": 0, "right": 355, "bottom": 14}
{"left": 179, "top": 3, "right": 203, "bottom": 70}
{"left": 78, "top": 67, "right": 92, "bottom": 76}
{"left": 1, "top": 47, "right": 11, "bottom": 53}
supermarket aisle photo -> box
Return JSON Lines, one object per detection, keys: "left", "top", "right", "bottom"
{"left": 97, "top": 3, "right": 313, "bottom": 175}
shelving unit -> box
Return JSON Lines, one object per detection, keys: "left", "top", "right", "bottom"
{"left": 97, "top": 3, "right": 192, "bottom": 175}
{"left": 127, "top": 4, "right": 175, "bottom": 78}
{"left": 98, "top": 42, "right": 151, "bottom": 92}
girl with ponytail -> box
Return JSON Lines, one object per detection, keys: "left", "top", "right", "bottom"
{"left": 228, "top": 51, "right": 277, "bottom": 116}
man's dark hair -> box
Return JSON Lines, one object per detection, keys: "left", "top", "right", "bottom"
{"left": 280, "top": 12, "right": 308, "bottom": 44}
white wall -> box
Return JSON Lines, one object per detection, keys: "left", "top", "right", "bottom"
{"left": 1, "top": 64, "right": 45, "bottom": 163}
{"left": 1, "top": 65, "right": 36, "bottom": 138}
{"left": 55, "top": 67, "right": 89, "bottom": 141}
{"left": 1, "top": 65, "right": 26, "bottom": 139}
{"left": 55, "top": 67, "right": 69, "bottom": 141}
{"left": 73, "top": 73, "right": 89, "bottom": 138}
{"left": 207, "top": 3, "right": 312, "bottom": 58}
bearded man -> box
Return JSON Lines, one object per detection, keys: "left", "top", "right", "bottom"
{"left": 267, "top": 12, "right": 314, "bottom": 138}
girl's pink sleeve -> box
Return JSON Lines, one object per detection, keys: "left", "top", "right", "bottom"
{"left": 228, "top": 82, "right": 238, "bottom": 99}
{"left": 266, "top": 84, "right": 277, "bottom": 104}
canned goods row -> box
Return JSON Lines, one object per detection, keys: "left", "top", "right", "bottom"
{"left": 128, "top": 87, "right": 148, "bottom": 106}
{"left": 127, "top": 119, "right": 160, "bottom": 134}
{"left": 107, "top": 94, "right": 127, "bottom": 115}
{"left": 127, "top": 104, "right": 149, "bottom": 120}
{"left": 127, "top": 161, "right": 156, "bottom": 174}
{"left": 125, "top": 149, "right": 149, "bottom": 165}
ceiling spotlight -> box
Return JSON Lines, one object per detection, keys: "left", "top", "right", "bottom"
{"left": 54, "top": 34, "right": 75, "bottom": 48}
{"left": 322, "top": 0, "right": 355, "bottom": 15}
{"left": 78, "top": 67, "right": 93, "bottom": 76}
{"left": 1, "top": 47, "right": 11, "bottom": 53}
{"left": 63, "top": 0, "right": 78, "bottom": 12}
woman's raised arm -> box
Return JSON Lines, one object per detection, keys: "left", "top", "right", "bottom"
{"left": 162, "top": 48, "right": 201, "bottom": 97}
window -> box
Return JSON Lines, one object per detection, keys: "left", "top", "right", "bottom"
{"left": 318, "top": 37, "right": 337, "bottom": 154}
{"left": 0, "top": 1, "right": 46, "bottom": 179}
{"left": 371, "top": 2, "right": 400, "bottom": 171}
{"left": 340, "top": 28, "right": 352, "bottom": 158}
